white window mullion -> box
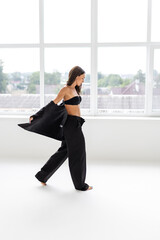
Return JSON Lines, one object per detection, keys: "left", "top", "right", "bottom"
{"left": 91, "top": 0, "right": 98, "bottom": 116}
{"left": 147, "top": 0, "right": 152, "bottom": 43}
{"left": 145, "top": 0, "right": 152, "bottom": 115}
{"left": 145, "top": 45, "right": 154, "bottom": 116}
{"left": 39, "top": 0, "right": 44, "bottom": 107}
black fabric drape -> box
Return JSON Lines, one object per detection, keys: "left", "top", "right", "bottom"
{"left": 18, "top": 101, "right": 68, "bottom": 141}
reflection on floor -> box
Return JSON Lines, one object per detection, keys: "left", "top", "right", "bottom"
{"left": 0, "top": 159, "right": 160, "bottom": 240}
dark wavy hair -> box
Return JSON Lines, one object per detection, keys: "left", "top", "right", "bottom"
{"left": 66, "top": 66, "right": 85, "bottom": 95}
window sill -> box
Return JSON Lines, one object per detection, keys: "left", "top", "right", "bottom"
{"left": 0, "top": 115, "right": 160, "bottom": 121}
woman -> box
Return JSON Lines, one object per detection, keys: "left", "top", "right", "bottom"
{"left": 31, "top": 66, "right": 93, "bottom": 191}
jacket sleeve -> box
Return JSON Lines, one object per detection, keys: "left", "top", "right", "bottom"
{"left": 30, "top": 101, "right": 57, "bottom": 120}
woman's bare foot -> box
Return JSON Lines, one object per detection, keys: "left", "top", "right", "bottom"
{"left": 41, "top": 182, "right": 47, "bottom": 186}
{"left": 87, "top": 186, "right": 93, "bottom": 190}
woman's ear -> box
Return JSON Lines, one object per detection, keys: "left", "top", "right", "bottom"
{"left": 75, "top": 76, "right": 78, "bottom": 84}
{"left": 76, "top": 75, "right": 80, "bottom": 82}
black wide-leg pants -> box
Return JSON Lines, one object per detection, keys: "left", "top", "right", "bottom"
{"left": 35, "top": 115, "right": 89, "bottom": 191}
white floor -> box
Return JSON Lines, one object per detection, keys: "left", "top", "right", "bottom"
{"left": 0, "top": 159, "right": 160, "bottom": 240}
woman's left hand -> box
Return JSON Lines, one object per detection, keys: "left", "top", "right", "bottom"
{"left": 29, "top": 117, "right": 33, "bottom": 123}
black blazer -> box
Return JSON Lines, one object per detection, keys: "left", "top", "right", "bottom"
{"left": 18, "top": 101, "right": 68, "bottom": 141}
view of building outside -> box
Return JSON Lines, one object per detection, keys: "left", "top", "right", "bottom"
{"left": 98, "top": 47, "right": 146, "bottom": 114}
{"left": 0, "top": 0, "right": 159, "bottom": 116}
{"left": 0, "top": 48, "right": 40, "bottom": 113}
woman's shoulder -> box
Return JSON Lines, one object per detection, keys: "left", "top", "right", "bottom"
{"left": 60, "top": 85, "right": 79, "bottom": 99}
{"left": 60, "top": 86, "right": 70, "bottom": 95}
{"left": 62, "top": 85, "right": 76, "bottom": 94}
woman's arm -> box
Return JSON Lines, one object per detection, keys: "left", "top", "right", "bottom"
{"left": 29, "top": 87, "right": 66, "bottom": 123}
{"left": 53, "top": 87, "right": 66, "bottom": 104}
{"left": 29, "top": 101, "right": 54, "bottom": 122}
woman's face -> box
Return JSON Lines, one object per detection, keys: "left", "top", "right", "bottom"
{"left": 76, "top": 73, "right": 85, "bottom": 86}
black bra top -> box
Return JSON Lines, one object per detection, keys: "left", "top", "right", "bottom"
{"left": 63, "top": 95, "right": 82, "bottom": 105}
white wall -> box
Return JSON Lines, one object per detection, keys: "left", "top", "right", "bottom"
{"left": 0, "top": 116, "right": 160, "bottom": 163}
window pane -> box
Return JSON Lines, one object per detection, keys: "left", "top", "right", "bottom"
{"left": 98, "top": 47, "right": 146, "bottom": 114}
{"left": 44, "top": 48, "right": 90, "bottom": 113}
{"left": 152, "top": 49, "right": 160, "bottom": 112}
{"left": 0, "top": 48, "right": 40, "bottom": 113}
{"left": 151, "top": 0, "right": 160, "bottom": 41}
{"left": 98, "top": 0, "right": 147, "bottom": 42}
{"left": 0, "top": 0, "right": 39, "bottom": 43}
{"left": 44, "top": 0, "right": 90, "bottom": 43}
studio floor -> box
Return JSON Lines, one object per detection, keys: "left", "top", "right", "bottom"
{"left": 0, "top": 159, "right": 160, "bottom": 240}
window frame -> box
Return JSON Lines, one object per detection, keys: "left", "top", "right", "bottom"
{"left": 0, "top": 0, "right": 160, "bottom": 117}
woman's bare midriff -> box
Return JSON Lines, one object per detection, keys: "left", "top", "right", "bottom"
{"left": 64, "top": 104, "right": 81, "bottom": 117}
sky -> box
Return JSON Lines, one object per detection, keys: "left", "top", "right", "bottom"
{"left": 0, "top": 47, "right": 148, "bottom": 75}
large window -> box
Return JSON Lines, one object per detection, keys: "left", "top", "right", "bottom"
{"left": 0, "top": 0, "right": 160, "bottom": 117}
{"left": 151, "top": 0, "right": 160, "bottom": 41}
{"left": 0, "top": 48, "right": 39, "bottom": 113}
{"left": 0, "top": 0, "right": 39, "bottom": 44}
{"left": 98, "top": 47, "right": 146, "bottom": 114}
{"left": 98, "top": 0, "right": 147, "bottom": 42}
{"left": 44, "top": 0, "right": 90, "bottom": 43}
{"left": 0, "top": 0, "right": 39, "bottom": 114}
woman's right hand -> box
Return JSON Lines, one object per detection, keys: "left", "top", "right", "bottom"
{"left": 29, "top": 117, "right": 33, "bottom": 123}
